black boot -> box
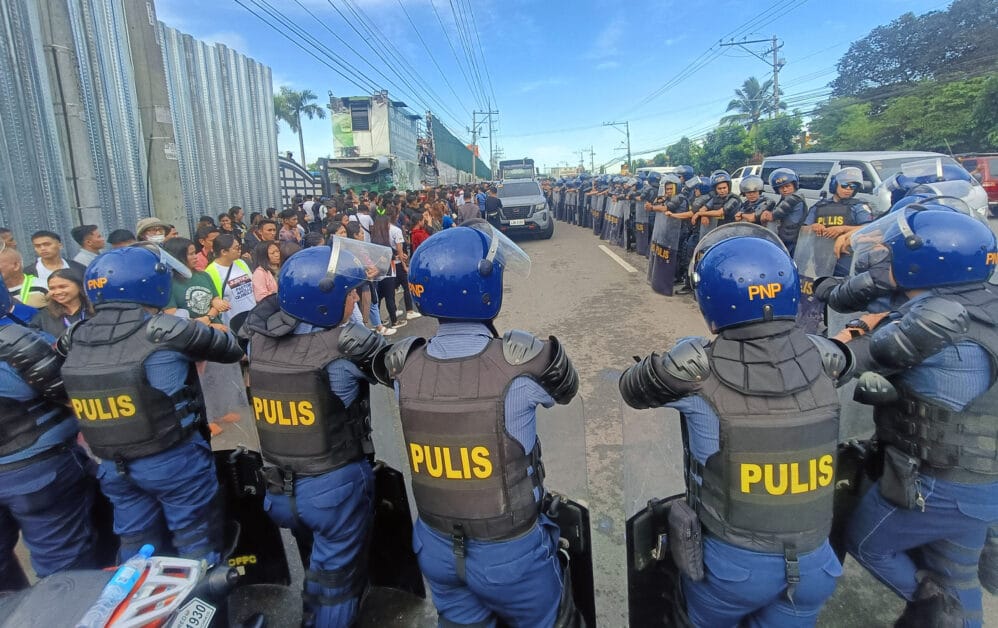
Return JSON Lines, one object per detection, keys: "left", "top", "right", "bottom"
{"left": 980, "top": 528, "right": 998, "bottom": 595}
{"left": 895, "top": 575, "right": 963, "bottom": 628}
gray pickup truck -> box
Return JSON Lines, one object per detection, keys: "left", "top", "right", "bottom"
{"left": 494, "top": 180, "right": 554, "bottom": 239}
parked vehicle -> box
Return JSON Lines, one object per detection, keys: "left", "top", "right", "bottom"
{"left": 496, "top": 179, "right": 554, "bottom": 239}
{"left": 759, "top": 151, "right": 988, "bottom": 219}
{"left": 498, "top": 158, "right": 536, "bottom": 181}
{"left": 730, "top": 164, "right": 762, "bottom": 194}
{"left": 956, "top": 153, "right": 998, "bottom": 216}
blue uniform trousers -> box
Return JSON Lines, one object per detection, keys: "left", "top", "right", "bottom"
{"left": 847, "top": 474, "right": 998, "bottom": 628}
{"left": 413, "top": 515, "right": 563, "bottom": 628}
{"left": 0, "top": 446, "right": 96, "bottom": 588}
{"left": 264, "top": 459, "right": 374, "bottom": 628}
{"left": 97, "top": 434, "right": 221, "bottom": 563}
{"left": 682, "top": 536, "right": 842, "bottom": 628}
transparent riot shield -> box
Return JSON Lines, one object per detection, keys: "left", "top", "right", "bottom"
{"left": 697, "top": 216, "right": 719, "bottom": 240}
{"left": 621, "top": 373, "right": 693, "bottom": 627}
{"left": 600, "top": 199, "right": 617, "bottom": 241}
{"left": 793, "top": 228, "right": 838, "bottom": 334}
{"left": 635, "top": 201, "right": 650, "bottom": 257}
{"left": 649, "top": 214, "right": 685, "bottom": 296}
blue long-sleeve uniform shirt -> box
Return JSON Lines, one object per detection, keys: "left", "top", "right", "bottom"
{"left": 0, "top": 329, "right": 78, "bottom": 465}
{"left": 294, "top": 322, "right": 366, "bottom": 405}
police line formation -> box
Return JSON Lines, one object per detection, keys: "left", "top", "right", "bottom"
{"left": 0, "top": 162, "right": 996, "bottom": 628}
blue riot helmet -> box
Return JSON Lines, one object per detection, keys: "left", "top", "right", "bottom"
{"left": 408, "top": 221, "right": 531, "bottom": 321}
{"left": 710, "top": 170, "right": 732, "bottom": 193}
{"left": 830, "top": 167, "right": 863, "bottom": 196}
{"left": 85, "top": 244, "right": 190, "bottom": 309}
{"left": 688, "top": 223, "right": 798, "bottom": 333}
{"left": 278, "top": 237, "right": 392, "bottom": 327}
{"left": 739, "top": 175, "right": 765, "bottom": 195}
{"left": 895, "top": 158, "right": 972, "bottom": 190}
{"left": 647, "top": 172, "right": 662, "bottom": 189}
{"left": 677, "top": 165, "right": 695, "bottom": 182}
{"left": 769, "top": 168, "right": 799, "bottom": 193}
{"left": 849, "top": 206, "right": 996, "bottom": 291}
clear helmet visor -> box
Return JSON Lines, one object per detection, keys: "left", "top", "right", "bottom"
{"left": 129, "top": 242, "right": 192, "bottom": 279}
{"left": 467, "top": 221, "right": 532, "bottom": 277}
{"left": 899, "top": 158, "right": 946, "bottom": 180}
{"left": 689, "top": 223, "right": 789, "bottom": 287}
{"left": 848, "top": 203, "right": 968, "bottom": 276}
{"left": 326, "top": 236, "right": 393, "bottom": 283}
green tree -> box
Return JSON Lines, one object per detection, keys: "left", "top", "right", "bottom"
{"left": 750, "top": 113, "right": 803, "bottom": 157}
{"left": 652, "top": 153, "right": 668, "bottom": 166}
{"left": 666, "top": 137, "right": 695, "bottom": 168}
{"left": 696, "top": 125, "right": 751, "bottom": 174}
{"left": 720, "top": 77, "right": 785, "bottom": 129}
{"left": 971, "top": 74, "right": 998, "bottom": 147}
{"left": 274, "top": 87, "right": 326, "bottom": 166}
{"left": 808, "top": 98, "right": 880, "bottom": 151}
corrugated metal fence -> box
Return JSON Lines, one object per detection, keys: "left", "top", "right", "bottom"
{"left": 0, "top": 0, "right": 278, "bottom": 256}
{"left": 160, "top": 24, "right": 278, "bottom": 228}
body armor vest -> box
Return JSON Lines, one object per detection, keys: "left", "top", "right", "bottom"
{"left": 875, "top": 286, "right": 998, "bottom": 483}
{"left": 0, "top": 397, "right": 73, "bottom": 464}
{"left": 249, "top": 327, "right": 371, "bottom": 475}
{"left": 62, "top": 306, "right": 202, "bottom": 461}
{"left": 690, "top": 323, "right": 840, "bottom": 554}
{"left": 397, "top": 339, "right": 550, "bottom": 540}
{"left": 811, "top": 198, "right": 853, "bottom": 227}
{"left": 775, "top": 194, "right": 805, "bottom": 244}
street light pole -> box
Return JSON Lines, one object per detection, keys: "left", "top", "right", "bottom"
{"left": 603, "top": 121, "right": 631, "bottom": 173}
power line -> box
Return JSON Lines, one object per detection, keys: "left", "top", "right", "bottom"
{"left": 427, "top": 0, "right": 481, "bottom": 108}
{"left": 462, "top": 0, "right": 498, "bottom": 109}
{"left": 447, "top": 0, "right": 490, "bottom": 106}
{"left": 394, "top": 0, "right": 472, "bottom": 116}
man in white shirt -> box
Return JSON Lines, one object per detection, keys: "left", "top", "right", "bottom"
{"left": 205, "top": 234, "right": 255, "bottom": 331}
{"left": 70, "top": 224, "right": 105, "bottom": 267}
{"left": 348, "top": 203, "right": 374, "bottom": 243}
{"left": 31, "top": 231, "right": 85, "bottom": 284}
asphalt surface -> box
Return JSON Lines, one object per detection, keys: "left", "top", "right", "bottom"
{"left": 14, "top": 216, "right": 998, "bottom": 626}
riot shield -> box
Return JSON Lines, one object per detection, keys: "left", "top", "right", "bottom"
{"left": 593, "top": 196, "right": 606, "bottom": 236}
{"left": 697, "top": 216, "right": 718, "bottom": 240}
{"left": 793, "top": 228, "right": 838, "bottom": 334}
{"left": 582, "top": 194, "right": 593, "bottom": 229}
{"left": 648, "top": 214, "right": 684, "bottom": 296}
{"left": 600, "top": 199, "right": 615, "bottom": 241}
{"left": 635, "top": 202, "right": 650, "bottom": 257}
{"left": 621, "top": 377, "right": 691, "bottom": 627}
{"left": 537, "top": 398, "right": 596, "bottom": 628}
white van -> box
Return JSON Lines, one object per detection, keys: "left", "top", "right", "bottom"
{"left": 759, "top": 151, "right": 987, "bottom": 218}
{"left": 730, "top": 164, "right": 762, "bottom": 193}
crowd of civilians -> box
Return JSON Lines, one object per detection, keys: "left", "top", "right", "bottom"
{"left": 0, "top": 181, "right": 501, "bottom": 341}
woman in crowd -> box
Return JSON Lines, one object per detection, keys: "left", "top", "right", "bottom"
{"left": 371, "top": 211, "right": 405, "bottom": 329}
{"left": 206, "top": 234, "right": 255, "bottom": 334}
{"left": 29, "top": 269, "right": 93, "bottom": 337}
{"left": 345, "top": 221, "right": 395, "bottom": 336}
{"left": 218, "top": 213, "right": 240, "bottom": 242}
{"left": 410, "top": 209, "right": 434, "bottom": 252}
{"left": 252, "top": 240, "right": 283, "bottom": 302}
{"left": 194, "top": 226, "right": 220, "bottom": 271}
{"left": 162, "top": 237, "right": 229, "bottom": 329}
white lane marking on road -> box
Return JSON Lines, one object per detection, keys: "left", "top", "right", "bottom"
{"left": 598, "top": 244, "right": 638, "bottom": 274}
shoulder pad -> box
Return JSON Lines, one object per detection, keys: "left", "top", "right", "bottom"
{"left": 146, "top": 313, "right": 191, "bottom": 344}
{"left": 662, "top": 336, "right": 710, "bottom": 382}
{"left": 386, "top": 336, "right": 426, "bottom": 377}
{"left": 502, "top": 329, "right": 545, "bottom": 365}
{"left": 338, "top": 321, "right": 386, "bottom": 362}
{"left": 55, "top": 320, "right": 81, "bottom": 357}
{"left": 807, "top": 334, "right": 854, "bottom": 383}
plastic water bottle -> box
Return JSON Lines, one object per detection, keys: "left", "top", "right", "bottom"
{"left": 76, "top": 544, "right": 154, "bottom": 628}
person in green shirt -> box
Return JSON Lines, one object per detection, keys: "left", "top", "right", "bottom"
{"left": 163, "top": 237, "right": 229, "bottom": 329}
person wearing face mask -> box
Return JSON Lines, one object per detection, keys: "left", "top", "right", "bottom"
{"left": 135, "top": 217, "right": 171, "bottom": 246}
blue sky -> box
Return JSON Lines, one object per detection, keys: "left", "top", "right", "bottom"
{"left": 156, "top": 0, "right": 951, "bottom": 172}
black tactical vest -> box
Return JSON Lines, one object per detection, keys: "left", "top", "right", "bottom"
{"left": 811, "top": 198, "right": 853, "bottom": 227}
{"left": 774, "top": 194, "right": 806, "bottom": 245}
{"left": 690, "top": 322, "right": 840, "bottom": 554}
{"left": 875, "top": 286, "right": 998, "bottom": 482}
{"left": 248, "top": 327, "right": 371, "bottom": 475}
{"left": 62, "top": 306, "right": 202, "bottom": 461}
{"left": 397, "top": 339, "right": 550, "bottom": 540}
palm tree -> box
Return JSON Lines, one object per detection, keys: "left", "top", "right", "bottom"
{"left": 719, "top": 76, "right": 785, "bottom": 129}
{"left": 273, "top": 87, "right": 326, "bottom": 166}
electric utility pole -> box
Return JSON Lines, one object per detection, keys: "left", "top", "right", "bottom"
{"left": 719, "top": 35, "right": 784, "bottom": 118}
{"left": 470, "top": 109, "right": 499, "bottom": 180}
{"left": 603, "top": 121, "right": 631, "bottom": 173}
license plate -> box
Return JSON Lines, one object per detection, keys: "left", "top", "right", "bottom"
{"left": 510, "top": 219, "right": 525, "bottom": 226}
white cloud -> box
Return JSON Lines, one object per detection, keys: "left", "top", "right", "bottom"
{"left": 201, "top": 31, "right": 252, "bottom": 56}
{"left": 586, "top": 18, "right": 624, "bottom": 60}
{"left": 595, "top": 61, "right": 620, "bottom": 71}
{"left": 518, "top": 78, "right": 566, "bottom": 93}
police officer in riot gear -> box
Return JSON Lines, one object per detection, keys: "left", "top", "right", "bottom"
{"left": 760, "top": 168, "right": 807, "bottom": 256}
{"left": 61, "top": 245, "right": 243, "bottom": 564}
{"left": 674, "top": 177, "right": 712, "bottom": 295}
{"left": 804, "top": 166, "right": 873, "bottom": 276}
{"left": 734, "top": 175, "right": 772, "bottom": 223}
{"left": 646, "top": 175, "right": 688, "bottom": 296}
{"left": 621, "top": 224, "right": 848, "bottom": 626}
{"left": 836, "top": 208, "right": 998, "bottom": 627}
{"left": 242, "top": 238, "right": 393, "bottom": 627}
{"left": 379, "top": 220, "right": 581, "bottom": 628}
{"left": 692, "top": 170, "right": 742, "bottom": 229}
{"left": 0, "top": 287, "right": 96, "bottom": 591}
